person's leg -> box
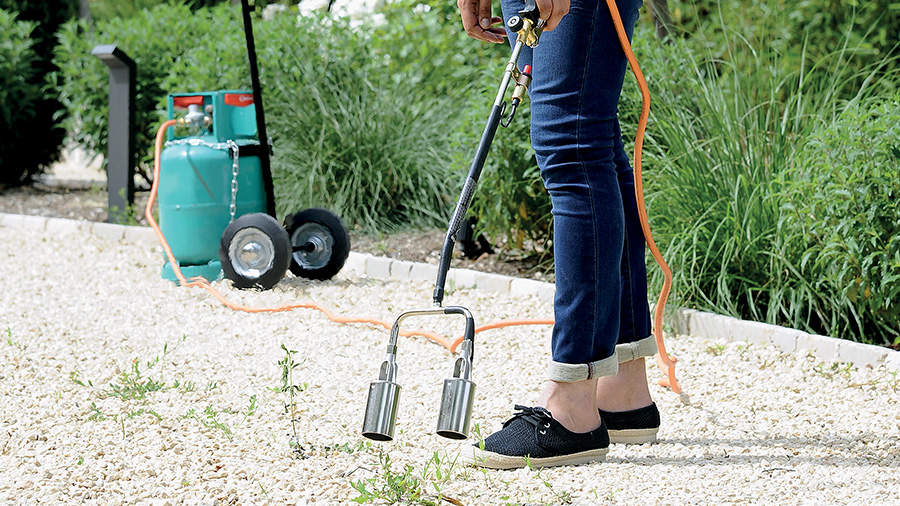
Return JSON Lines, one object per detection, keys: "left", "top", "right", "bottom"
{"left": 469, "top": 0, "right": 643, "bottom": 469}
{"left": 596, "top": 116, "right": 654, "bottom": 413}
{"left": 500, "top": 0, "right": 640, "bottom": 425}
{"left": 531, "top": 0, "right": 646, "bottom": 431}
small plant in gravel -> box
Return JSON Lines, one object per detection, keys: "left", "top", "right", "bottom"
{"left": 351, "top": 451, "right": 425, "bottom": 504}
{"left": 523, "top": 457, "right": 573, "bottom": 505}
{"left": 183, "top": 406, "right": 233, "bottom": 440}
{"left": 106, "top": 359, "right": 167, "bottom": 400}
{"left": 324, "top": 440, "right": 371, "bottom": 456}
{"left": 278, "top": 344, "right": 306, "bottom": 458}
{"left": 351, "top": 450, "right": 465, "bottom": 505}
{"left": 87, "top": 402, "right": 105, "bottom": 421}
{"left": 5, "top": 327, "right": 25, "bottom": 351}
{"left": 127, "top": 407, "right": 162, "bottom": 421}
{"left": 706, "top": 344, "right": 727, "bottom": 356}
{"left": 813, "top": 362, "right": 854, "bottom": 381}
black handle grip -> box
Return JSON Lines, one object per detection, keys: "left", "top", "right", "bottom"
{"left": 518, "top": 0, "right": 540, "bottom": 22}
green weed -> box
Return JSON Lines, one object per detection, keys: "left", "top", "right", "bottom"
{"left": 5, "top": 327, "right": 25, "bottom": 352}
{"left": 88, "top": 402, "right": 106, "bottom": 421}
{"left": 278, "top": 344, "right": 305, "bottom": 457}
{"left": 106, "top": 359, "right": 166, "bottom": 400}
{"left": 351, "top": 452, "right": 426, "bottom": 504}
{"left": 706, "top": 344, "right": 727, "bottom": 356}
{"left": 523, "top": 456, "right": 573, "bottom": 505}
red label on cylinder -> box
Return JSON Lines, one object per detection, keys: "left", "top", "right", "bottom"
{"left": 225, "top": 93, "right": 254, "bottom": 107}
{"left": 173, "top": 95, "right": 203, "bottom": 108}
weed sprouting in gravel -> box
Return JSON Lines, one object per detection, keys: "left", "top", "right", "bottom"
{"left": 351, "top": 451, "right": 425, "bottom": 504}
{"left": 197, "top": 405, "right": 232, "bottom": 440}
{"left": 813, "top": 362, "right": 854, "bottom": 380}
{"left": 472, "top": 423, "right": 486, "bottom": 450}
{"left": 70, "top": 370, "right": 93, "bottom": 388}
{"left": 278, "top": 344, "right": 306, "bottom": 458}
{"left": 88, "top": 402, "right": 106, "bottom": 421}
{"left": 523, "top": 457, "right": 573, "bottom": 504}
{"left": 127, "top": 407, "right": 162, "bottom": 421}
{"left": 107, "top": 359, "right": 167, "bottom": 400}
{"left": 706, "top": 344, "right": 727, "bottom": 356}
{"left": 326, "top": 440, "right": 370, "bottom": 455}
{"left": 244, "top": 394, "right": 258, "bottom": 419}
{"left": 351, "top": 450, "right": 464, "bottom": 505}
{"left": 421, "top": 451, "right": 462, "bottom": 501}
{"left": 173, "top": 379, "right": 195, "bottom": 393}
{"left": 5, "top": 327, "right": 25, "bottom": 351}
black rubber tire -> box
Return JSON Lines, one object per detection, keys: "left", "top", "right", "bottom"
{"left": 219, "top": 213, "right": 291, "bottom": 290}
{"left": 284, "top": 208, "right": 350, "bottom": 280}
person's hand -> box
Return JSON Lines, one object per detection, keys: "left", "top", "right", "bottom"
{"left": 534, "top": 0, "right": 569, "bottom": 32}
{"left": 457, "top": 0, "right": 570, "bottom": 43}
{"left": 457, "top": 0, "right": 507, "bottom": 43}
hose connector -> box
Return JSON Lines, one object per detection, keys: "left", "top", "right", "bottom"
{"left": 506, "top": 0, "right": 544, "bottom": 47}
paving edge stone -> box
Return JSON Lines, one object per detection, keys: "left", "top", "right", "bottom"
{"left": 1, "top": 211, "right": 897, "bottom": 371}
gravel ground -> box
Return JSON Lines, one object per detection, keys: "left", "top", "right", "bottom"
{"left": 1, "top": 225, "right": 898, "bottom": 504}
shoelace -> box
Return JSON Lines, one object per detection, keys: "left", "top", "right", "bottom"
{"left": 503, "top": 405, "right": 554, "bottom": 432}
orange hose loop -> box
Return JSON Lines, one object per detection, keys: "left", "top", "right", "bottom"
{"left": 605, "top": 0, "right": 680, "bottom": 393}
{"left": 146, "top": 120, "right": 457, "bottom": 348}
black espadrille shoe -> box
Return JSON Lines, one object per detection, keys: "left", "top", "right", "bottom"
{"left": 466, "top": 405, "right": 609, "bottom": 470}
{"left": 598, "top": 402, "right": 660, "bottom": 444}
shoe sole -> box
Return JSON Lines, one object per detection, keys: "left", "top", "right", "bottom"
{"left": 465, "top": 447, "right": 609, "bottom": 470}
{"left": 608, "top": 427, "right": 658, "bottom": 444}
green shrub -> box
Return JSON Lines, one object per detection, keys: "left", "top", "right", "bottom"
{"left": 55, "top": 4, "right": 238, "bottom": 182}
{"left": 780, "top": 96, "right": 900, "bottom": 343}
{"left": 0, "top": 0, "right": 78, "bottom": 185}
{"left": 0, "top": 9, "right": 41, "bottom": 185}
{"left": 56, "top": 4, "right": 459, "bottom": 230}
{"left": 640, "top": 27, "right": 897, "bottom": 343}
{"left": 88, "top": 0, "right": 233, "bottom": 21}
{"left": 667, "top": 0, "right": 898, "bottom": 73}
{"left": 262, "top": 14, "right": 459, "bottom": 230}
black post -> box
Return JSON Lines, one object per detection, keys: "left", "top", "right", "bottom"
{"left": 240, "top": 0, "right": 276, "bottom": 218}
{"left": 92, "top": 44, "right": 136, "bottom": 224}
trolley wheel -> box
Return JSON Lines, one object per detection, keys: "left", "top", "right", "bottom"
{"left": 284, "top": 208, "right": 350, "bottom": 280}
{"left": 219, "top": 213, "right": 291, "bottom": 290}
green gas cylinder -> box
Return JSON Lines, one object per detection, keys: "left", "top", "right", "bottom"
{"left": 158, "top": 91, "right": 268, "bottom": 283}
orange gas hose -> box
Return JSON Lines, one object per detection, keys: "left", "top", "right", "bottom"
{"left": 147, "top": 2, "right": 680, "bottom": 393}
{"left": 146, "top": 120, "right": 453, "bottom": 348}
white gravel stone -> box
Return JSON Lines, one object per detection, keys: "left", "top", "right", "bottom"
{"left": 0, "top": 226, "right": 897, "bottom": 504}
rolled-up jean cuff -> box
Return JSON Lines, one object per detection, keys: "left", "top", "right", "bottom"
{"left": 547, "top": 353, "right": 619, "bottom": 382}
{"left": 615, "top": 335, "right": 657, "bottom": 363}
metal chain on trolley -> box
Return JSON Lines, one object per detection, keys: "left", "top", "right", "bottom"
{"left": 164, "top": 138, "right": 241, "bottom": 223}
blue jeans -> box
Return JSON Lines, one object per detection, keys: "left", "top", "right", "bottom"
{"left": 501, "top": 0, "right": 653, "bottom": 380}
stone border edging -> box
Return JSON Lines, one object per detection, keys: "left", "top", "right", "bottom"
{"left": 35, "top": 175, "right": 106, "bottom": 190}
{"left": 2, "top": 212, "right": 896, "bottom": 371}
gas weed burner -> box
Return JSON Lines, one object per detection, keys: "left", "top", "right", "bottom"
{"left": 156, "top": 0, "right": 349, "bottom": 290}
{"left": 361, "top": 1, "right": 544, "bottom": 442}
